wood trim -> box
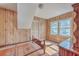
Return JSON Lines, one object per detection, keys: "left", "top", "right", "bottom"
{"left": 48, "top": 11, "right": 74, "bottom": 21}
{"left": 59, "top": 46, "right": 79, "bottom": 56}
{"left": 72, "top": 3, "right": 79, "bottom": 51}
{"left": 0, "top": 7, "right": 17, "bottom": 13}
{"left": 34, "top": 16, "right": 46, "bottom": 21}
{"left": 44, "top": 40, "right": 45, "bottom": 54}
{"left": 0, "top": 40, "right": 32, "bottom": 48}
{"left": 46, "top": 20, "right": 50, "bottom": 40}
{"left": 72, "top": 3, "right": 79, "bottom": 8}
{"left": 48, "top": 46, "right": 58, "bottom": 51}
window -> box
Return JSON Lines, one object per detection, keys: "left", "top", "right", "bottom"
{"left": 59, "top": 19, "right": 71, "bottom": 36}
{"left": 50, "top": 19, "right": 72, "bottom": 36}
{"left": 50, "top": 21, "right": 58, "bottom": 35}
{"left": 50, "top": 18, "right": 73, "bottom": 48}
{"left": 60, "top": 28, "right": 71, "bottom": 36}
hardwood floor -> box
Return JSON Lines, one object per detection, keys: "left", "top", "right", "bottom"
{"left": 44, "top": 40, "right": 59, "bottom": 56}
{"left": 27, "top": 40, "right": 59, "bottom": 56}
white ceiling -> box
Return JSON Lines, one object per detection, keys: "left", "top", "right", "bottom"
{"left": 35, "top": 3, "right": 74, "bottom": 19}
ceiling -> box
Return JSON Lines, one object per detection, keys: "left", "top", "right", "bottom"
{"left": 35, "top": 3, "right": 74, "bottom": 19}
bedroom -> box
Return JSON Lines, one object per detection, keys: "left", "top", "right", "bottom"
{"left": 0, "top": 3, "right": 79, "bottom": 56}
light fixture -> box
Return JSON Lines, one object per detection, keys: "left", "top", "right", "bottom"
{"left": 38, "top": 4, "right": 43, "bottom": 9}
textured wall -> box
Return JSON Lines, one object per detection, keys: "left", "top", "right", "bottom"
{"left": 0, "top": 7, "right": 33, "bottom": 56}
{"left": 0, "top": 7, "right": 31, "bottom": 46}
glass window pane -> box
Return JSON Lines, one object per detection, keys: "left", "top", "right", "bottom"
{"left": 59, "top": 19, "right": 71, "bottom": 28}
{"left": 59, "top": 28, "right": 71, "bottom": 36}
{"left": 50, "top": 21, "right": 58, "bottom": 28}
{"left": 51, "top": 28, "right": 58, "bottom": 35}
{"left": 50, "top": 21, "right": 58, "bottom": 35}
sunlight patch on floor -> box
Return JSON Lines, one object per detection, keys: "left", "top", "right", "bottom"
{"left": 45, "top": 47, "right": 57, "bottom": 55}
{"left": 50, "top": 45, "right": 59, "bottom": 51}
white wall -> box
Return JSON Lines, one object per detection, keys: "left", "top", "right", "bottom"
{"left": 17, "top": 3, "right": 37, "bottom": 29}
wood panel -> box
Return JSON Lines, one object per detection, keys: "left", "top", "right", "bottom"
{"left": 18, "top": 29, "right": 29, "bottom": 42}
{"left": 0, "top": 8, "right": 5, "bottom": 46}
{"left": 59, "top": 46, "right": 79, "bottom": 56}
{"left": 5, "top": 10, "right": 15, "bottom": 44}
{"left": 0, "top": 7, "right": 31, "bottom": 46}
{"left": 72, "top": 3, "right": 79, "bottom": 51}
{"left": 0, "top": 7, "right": 33, "bottom": 56}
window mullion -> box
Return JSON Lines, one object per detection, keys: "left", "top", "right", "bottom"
{"left": 58, "top": 21, "right": 60, "bottom": 35}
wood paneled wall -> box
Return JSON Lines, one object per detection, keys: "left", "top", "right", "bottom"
{"left": 46, "top": 11, "right": 75, "bottom": 43}
{"left": 0, "top": 7, "right": 33, "bottom": 56}
{"left": 5, "top": 9, "right": 16, "bottom": 44}
{"left": 59, "top": 46, "right": 79, "bottom": 56}
{"left": 0, "top": 8, "right": 6, "bottom": 46}
{"left": 32, "top": 16, "right": 46, "bottom": 41}
{"left": 0, "top": 8, "right": 31, "bottom": 46}
{"left": 72, "top": 3, "right": 79, "bottom": 51}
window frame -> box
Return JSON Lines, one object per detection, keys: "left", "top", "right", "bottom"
{"left": 50, "top": 18, "right": 73, "bottom": 37}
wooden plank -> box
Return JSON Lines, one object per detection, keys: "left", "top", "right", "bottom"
{"left": 59, "top": 46, "right": 79, "bottom": 56}
{"left": 5, "top": 10, "right": 14, "bottom": 44}
{"left": 0, "top": 8, "right": 6, "bottom": 46}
